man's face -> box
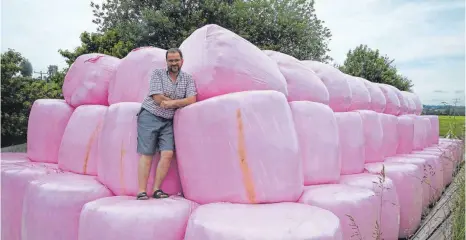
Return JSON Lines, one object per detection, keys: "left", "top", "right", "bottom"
{"left": 166, "top": 52, "right": 183, "bottom": 73}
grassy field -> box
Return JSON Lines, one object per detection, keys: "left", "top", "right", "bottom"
{"left": 438, "top": 115, "right": 465, "bottom": 137}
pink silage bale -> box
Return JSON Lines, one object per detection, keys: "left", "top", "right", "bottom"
{"left": 396, "top": 115, "right": 414, "bottom": 154}
{"left": 179, "top": 24, "right": 288, "bottom": 101}
{"left": 334, "top": 112, "right": 365, "bottom": 174}
{"left": 345, "top": 75, "right": 371, "bottom": 111}
{"left": 58, "top": 105, "right": 107, "bottom": 175}
{"left": 108, "top": 47, "right": 167, "bottom": 104}
{"left": 389, "top": 86, "right": 408, "bottom": 115}
{"left": 22, "top": 174, "right": 113, "bottom": 240}
{"left": 298, "top": 184, "right": 378, "bottom": 240}
{"left": 1, "top": 152, "right": 30, "bottom": 166}
{"left": 185, "top": 202, "right": 343, "bottom": 240}
{"left": 289, "top": 101, "right": 341, "bottom": 185}
{"left": 377, "top": 83, "right": 400, "bottom": 115}
{"left": 379, "top": 113, "right": 398, "bottom": 157}
{"left": 97, "top": 102, "right": 182, "bottom": 196}
{"left": 1, "top": 162, "right": 65, "bottom": 240}
{"left": 27, "top": 99, "right": 74, "bottom": 163}
{"left": 421, "top": 117, "right": 432, "bottom": 148}
{"left": 406, "top": 115, "right": 427, "bottom": 150}
{"left": 339, "top": 173, "right": 400, "bottom": 240}
{"left": 79, "top": 196, "right": 198, "bottom": 240}
{"left": 413, "top": 149, "right": 454, "bottom": 187}
{"left": 361, "top": 78, "right": 386, "bottom": 113}
{"left": 63, "top": 53, "right": 120, "bottom": 107}
{"left": 384, "top": 156, "right": 430, "bottom": 212}
{"left": 398, "top": 153, "right": 443, "bottom": 202}
{"left": 355, "top": 110, "right": 384, "bottom": 163}
{"left": 301, "top": 61, "right": 352, "bottom": 112}
{"left": 263, "top": 50, "right": 329, "bottom": 104}
{"left": 174, "top": 90, "right": 303, "bottom": 204}
{"left": 401, "top": 91, "right": 416, "bottom": 114}
{"left": 365, "top": 162, "right": 423, "bottom": 238}
{"left": 424, "top": 115, "right": 440, "bottom": 144}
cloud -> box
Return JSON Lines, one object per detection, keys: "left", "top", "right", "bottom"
{"left": 433, "top": 90, "right": 447, "bottom": 93}
{"left": 314, "top": 0, "right": 465, "bottom": 105}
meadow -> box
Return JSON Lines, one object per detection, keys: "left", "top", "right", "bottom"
{"left": 438, "top": 115, "right": 465, "bottom": 138}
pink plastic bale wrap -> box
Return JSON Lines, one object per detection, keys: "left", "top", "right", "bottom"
{"left": 401, "top": 91, "right": 416, "bottom": 114}
{"left": 1, "top": 162, "right": 64, "bottom": 240}
{"left": 22, "top": 174, "right": 113, "bottom": 240}
{"left": 424, "top": 115, "right": 440, "bottom": 144}
{"left": 384, "top": 156, "right": 430, "bottom": 211}
{"left": 27, "top": 99, "right": 74, "bottom": 163}
{"left": 1, "top": 152, "right": 30, "bottom": 165}
{"left": 63, "top": 53, "right": 120, "bottom": 107}
{"left": 421, "top": 117, "right": 432, "bottom": 147}
{"left": 98, "top": 102, "right": 182, "bottom": 196}
{"left": 263, "top": 50, "right": 329, "bottom": 104}
{"left": 390, "top": 86, "right": 408, "bottom": 115}
{"left": 179, "top": 24, "right": 287, "bottom": 101}
{"left": 377, "top": 83, "right": 400, "bottom": 115}
{"left": 334, "top": 112, "right": 365, "bottom": 174}
{"left": 407, "top": 115, "right": 427, "bottom": 150}
{"left": 301, "top": 61, "right": 352, "bottom": 112}
{"left": 396, "top": 115, "right": 414, "bottom": 154}
{"left": 345, "top": 75, "right": 371, "bottom": 110}
{"left": 339, "top": 173, "right": 400, "bottom": 240}
{"left": 79, "top": 196, "right": 198, "bottom": 240}
{"left": 299, "top": 184, "right": 378, "bottom": 240}
{"left": 58, "top": 105, "right": 107, "bottom": 175}
{"left": 379, "top": 113, "right": 398, "bottom": 157}
{"left": 108, "top": 47, "right": 167, "bottom": 104}
{"left": 362, "top": 78, "right": 386, "bottom": 113}
{"left": 184, "top": 202, "right": 343, "bottom": 240}
{"left": 355, "top": 110, "right": 384, "bottom": 163}
{"left": 413, "top": 149, "right": 454, "bottom": 187}
{"left": 365, "top": 162, "right": 423, "bottom": 238}
{"left": 398, "top": 153, "right": 443, "bottom": 202}
{"left": 174, "top": 90, "right": 303, "bottom": 204}
{"left": 411, "top": 93, "right": 423, "bottom": 115}
{"left": 289, "top": 101, "right": 340, "bottom": 185}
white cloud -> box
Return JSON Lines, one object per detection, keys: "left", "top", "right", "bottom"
{"left": 315, "top": 0, "right": 465, "bottom": 105}
{"left": 1, "top": 0, "right": 99, "bottom": 77}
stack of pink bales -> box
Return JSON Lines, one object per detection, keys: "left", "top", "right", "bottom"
{"left": 1, "top": 24, "right": 463, "bottom": 240}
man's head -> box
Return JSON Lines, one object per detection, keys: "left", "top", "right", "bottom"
{"left": 166, "top": 48, "right": 183, "bottom": 73}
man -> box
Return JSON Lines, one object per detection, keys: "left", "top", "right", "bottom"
{"left": 136, "top": 48, "right": 197, "bottom": 200}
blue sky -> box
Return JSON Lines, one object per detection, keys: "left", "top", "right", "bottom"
{"left": 2, "top": 0, "right": 465, "bottom": 106}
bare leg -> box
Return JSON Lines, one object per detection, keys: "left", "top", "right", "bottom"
{"left": 152, "top": 150, "right": 174, "bottom": 194}
{"left": 137, "top": 154, "right": 153, "bottom": 194}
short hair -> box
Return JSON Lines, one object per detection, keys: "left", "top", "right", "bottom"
{"left": 166, "top": 48, "right": 183, "bottom": 59}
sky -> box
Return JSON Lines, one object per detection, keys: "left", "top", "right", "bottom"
{"left": 1, "top": 0, "right": 465, "bottom": 106}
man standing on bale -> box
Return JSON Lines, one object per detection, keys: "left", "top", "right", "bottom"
{"left": 136, "top": 48, "right": 197, "bottom": 200}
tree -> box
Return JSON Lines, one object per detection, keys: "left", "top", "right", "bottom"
{"left": 20, "top": 59, "right": 33, "bottom": 77}
{"left": 1, "top": 49, "right": 62, "bottom": 147}
{"left": 338, "top": 44, "right": 413, "bottom": 91}
{"left": 47, "top": 65, "right": 58, "bottom": 77}
{"left": 60, "top": 0, "right": 332, "bottom": 64}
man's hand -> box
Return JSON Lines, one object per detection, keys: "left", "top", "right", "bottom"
{"left": 160, "top": 100, "right": 176, "bottom": 109}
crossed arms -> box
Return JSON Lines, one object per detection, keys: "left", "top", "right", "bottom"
{"left": 148, "top": 70, "right": 197, "bottom": 109}
{"left": 152, "top": 94, "right": 196, "bottom": 109}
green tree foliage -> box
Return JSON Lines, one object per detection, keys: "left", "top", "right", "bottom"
{"left": 1, "top": 49, "right": 63, "bottom": 147}
{"left": 59, "top": 0, "right": 332, "bottom": 64}
{"left": 338, "top": 44, "right": 413, "bottom": 91}
{"left": 20, "top": 59, "right": 33, "bottom": 77}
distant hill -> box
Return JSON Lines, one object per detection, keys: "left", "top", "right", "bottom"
{"left": 422, "top": 105, "right": 465, "bottom": 116}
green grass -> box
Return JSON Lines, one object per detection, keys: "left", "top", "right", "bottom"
{"left": 438, "top": 115, "right": 465, "bottom": 137}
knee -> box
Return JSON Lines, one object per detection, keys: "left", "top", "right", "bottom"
{"left": 140, "top": 154, "right": 153, "bottom": 166}
{"left": 160, "top": 151, "right": 174, "bottom": 164}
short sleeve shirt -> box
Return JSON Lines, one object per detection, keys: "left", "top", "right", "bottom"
{"left": 141, "top": 69, "right": 197, "bottom": 119}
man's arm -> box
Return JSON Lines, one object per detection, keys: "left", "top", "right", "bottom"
{"left": 162, "top": 76, "right": 197, "bottom": 109}
{"left": 148, "top": 70, "right": 171, "bottom": 104}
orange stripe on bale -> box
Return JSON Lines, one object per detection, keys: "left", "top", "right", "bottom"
{"left": 236, "top": 109, "right": 257, "bottom": 204}
{"left": 82, "top": 120, "right": 102, "bottom": 174}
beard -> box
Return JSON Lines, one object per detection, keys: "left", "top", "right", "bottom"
{"left": 168, "top": 65, "right": 180, "bottom": 73}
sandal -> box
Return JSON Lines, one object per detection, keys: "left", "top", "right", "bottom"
{"left": 136, "top": 192, "right": 149, "bottom": 200}
{"left": 152, "top": 189, "right": 169, "bottom": 199}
